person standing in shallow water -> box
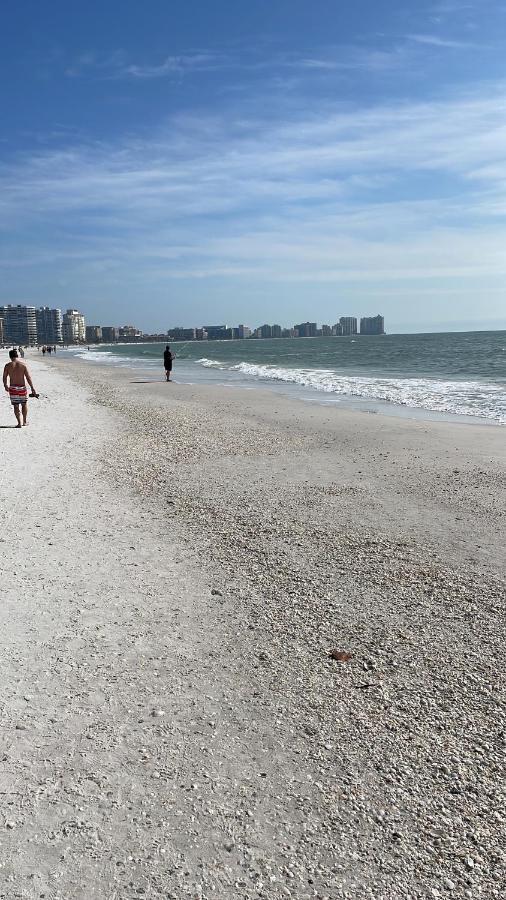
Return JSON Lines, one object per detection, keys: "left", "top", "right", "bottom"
{"left": 163, "top": 344, "right": 174, "bottom": 382}
{"left": 3, "top": 349, "right": 37, "bottom": 428}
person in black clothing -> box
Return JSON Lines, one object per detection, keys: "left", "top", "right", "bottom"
{"left": 163, "top": 345, "right": 174, "bottom": 382}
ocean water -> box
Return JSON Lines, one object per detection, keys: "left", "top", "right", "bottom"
{"left": 64, "top": 331, "right": 506, "bottom": 424}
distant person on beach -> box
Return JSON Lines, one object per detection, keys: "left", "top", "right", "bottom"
{"left": 3, "top": 349, "right": 37, "bottom": 428}
{"left": 164, "top": 344, "right": 174, "bottom": 382}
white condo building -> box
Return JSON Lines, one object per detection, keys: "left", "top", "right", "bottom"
{"left": 62, "top": 309, "right": 86, "bottom": 343}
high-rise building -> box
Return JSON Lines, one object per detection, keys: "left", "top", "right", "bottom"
{"left": 260, "top": 324, "right": 272, "bottom": 339}
{"left": 360, "top": 315, "right": 385, "bottom": 335}
{"left": 0, "top": 305, "right": 38, "bottom": 346}
{"left": 0, "top": 316, "right": 4, "bottom": 345}
{"left": 195, "top": 327, "right": 208, "bottom": 340}
{"left": 62, "top": 309, "right": 86, "bottom": 343}
{"left": 333, "top": 322, "right": 343, "bottom": 336}
{"left": 167, "top": 327, "right": 196, "bottom": 341}
{"left": 339, "top": 316, "right": 357, "bottom": 336}
{"left": 321, "top": 324, "right": 332, "bottom": 336}
{"left": 85, "top": 325, "right": 102, "bottom": 343}
{"left": 101, "top": 326, "right": 118, "bottom": 343}
{"left": 236, "top": 324, "right": 251, "bottom": 339}
{"left": 271, "top": 324, "right": 282, "bottom": 338}
{"left": 118, "top": 325, "right": 143, "bottom": 340}
{"left": 204, "top": 325, "right": 230, "bottom": 340}
{"left": 36, "top": 307, "right": 63, "bottom": 345}
{"left": 294, "top": 322, "right": 317, "bottom": 338}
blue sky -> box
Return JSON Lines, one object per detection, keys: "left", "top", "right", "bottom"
{"left": 1, "top": 0, "right": 506, "bottom": 332}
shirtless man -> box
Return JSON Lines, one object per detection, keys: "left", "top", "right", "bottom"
{"left": 3, "top": 349, "right": 37, "bottom": 428}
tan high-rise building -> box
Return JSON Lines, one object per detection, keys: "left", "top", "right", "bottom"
{"left": 62, "top": 309, "right": 86, "bottom": 343}
{"left": 85, "top": 325, "right": 103, "bottom": 343}
{"left": 118, "top": 324, "right": 143, "bottom": 339}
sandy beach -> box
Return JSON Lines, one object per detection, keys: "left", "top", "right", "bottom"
{"left": 1, "top": 354, "right": 504, "bottom": 900}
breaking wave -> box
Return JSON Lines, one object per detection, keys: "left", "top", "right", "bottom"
{"left": 196, "top": 359, "right": 506, "bottom": 423}
{"left": 71, "top": 349, "right": 156, "bottom": 368}
{"left": 196, "top": 358, "right": 227, "bottom": 368}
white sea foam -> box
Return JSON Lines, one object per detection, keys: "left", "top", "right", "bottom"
{"left": 73, "top": 350, "right": 116, "bottom": 362}
{"left": 196, "top": 359, "right": 505, "bottom": 423}
{"left": 197, "top": 357, "right": 226, "bottom": 368}
{"left": 72, "top": 349, "right": 155, "bottom": 368}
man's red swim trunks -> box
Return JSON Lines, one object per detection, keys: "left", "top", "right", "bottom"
{"left": 9, "top": 386, "right": 28, "bottom": 405}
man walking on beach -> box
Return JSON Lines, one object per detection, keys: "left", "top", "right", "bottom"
{"left": 3, "top": 349, "right": 37, "bottom": 428}
{"left": 163, "top": 344, "right": 174, "bottom": 382}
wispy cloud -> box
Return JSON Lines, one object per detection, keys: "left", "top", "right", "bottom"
{"left": 431, "top": 1, "right": 478, "bottom": 13}
{"left": 65, "top": 50, "right": 125, "bottom": 78}
{"left": 119, "top": 53, "right": 222, "bottom": 79}
{"left": 407, "top": 33, "right": 476, "bottom": 48}
{"left": 2, "top": 82, "right": 506, "bottom": 293}
{"left": 62, "top": 34, "right": 439, "bottom": 87}
{"left": 428, "top": 0, "right": 502, "bottom": 28}
{"left": 60, "top": 24, "right": 488, "bottom": 91}
{"left": 297, "top": 58, "right": 339, "bottom": 71}
{"left": 65, "top": 50, "right": 223, "bottom": 80}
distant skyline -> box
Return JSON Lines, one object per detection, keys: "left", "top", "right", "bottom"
{"left": 1, "top": 1, "right": 506, "bottom": 333}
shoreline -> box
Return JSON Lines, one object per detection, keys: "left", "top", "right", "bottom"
{"left": 59, "top": 354, "right": 506, "bottom": 576}
{"left": 1, "top": 355, "right": 505, "bottom": 898}
{"left": 55, "top": 346, "right": 506, "bottom": 428}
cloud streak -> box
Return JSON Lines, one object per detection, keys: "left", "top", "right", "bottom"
{"left": 61, "top": 24, "right": 483, "bottom": 87}
{"left": 1, "top": 81, "right": 506, "bottom": 296}
{"left": 65, "top": 50, "right": 224, "bottom": 80}
{"left": 119, "top": 53, "right": 223, "bottom": 79}
{"left": 407, "top": 33, "right": 476, "bottom": 48}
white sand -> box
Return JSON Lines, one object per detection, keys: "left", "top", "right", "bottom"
{"left": 0, "top": 355, "right": 504, "bottom": 899}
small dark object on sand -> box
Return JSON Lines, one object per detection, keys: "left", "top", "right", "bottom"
{"left": 329, "top": 649, "right": 353, "bottom": 662}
